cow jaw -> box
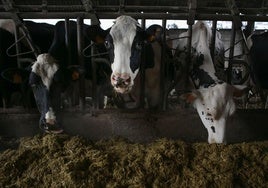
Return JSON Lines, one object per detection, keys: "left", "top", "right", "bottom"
{"left": 196, "top": 106, "right": 227, "bottom": 144}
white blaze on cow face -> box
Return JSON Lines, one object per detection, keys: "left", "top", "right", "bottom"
{"left": 108, "top": 15, "right": 141, "bottom": 94}
{"left": 31, "top": 53, "right": 58, "bottom": 90}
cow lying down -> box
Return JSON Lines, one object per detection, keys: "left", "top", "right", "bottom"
{"left": 175, "top": 21, "right": 247, "bottom": 143}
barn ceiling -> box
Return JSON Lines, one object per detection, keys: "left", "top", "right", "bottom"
{"left": 0, "top": 0, "right": 268, "bottom": 21}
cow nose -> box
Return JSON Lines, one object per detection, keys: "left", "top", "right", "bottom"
{"left": 111, "top": 74, "right": 131, "bottom": 88}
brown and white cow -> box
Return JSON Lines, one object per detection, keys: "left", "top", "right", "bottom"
{"left": 175, "top": 21, "right": 246, "bottom": 143}
{"left": 104, "top": 15, "right": 173, "bottom": 109}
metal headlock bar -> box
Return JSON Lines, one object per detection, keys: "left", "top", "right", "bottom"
{"left": 187, "top": 0, "right": 197, "bottom": 89}
{"left": 80, "top": 0, "right": 102, "bottom": 109}
{"left": 225, "top": 0, "right": 243, "bottom": 84}
{"left": 1, "top": 0, "right": 40, "bottom": 58}
{"left": 0, "top": 0, "right": 267, "bottom": 111}
{"left": 225, "top": 0, "right": 255, "bottom": 87}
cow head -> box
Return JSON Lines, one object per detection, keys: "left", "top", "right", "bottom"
{"left": 176, "top": 21, "right": 248, "bottom": 144}
{"left": 182, "top": 77, "right": 247, "bottom": 144}
{"left": 29, "top": 53, "right": 76, "bottom": 133}
{"left": 104, "top": 15, "right": 155, "bottom": 94}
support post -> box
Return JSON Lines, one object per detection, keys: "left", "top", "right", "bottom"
{"left": 186, "top": 0, "right": 196, "bottom": 87}
{"left": 77, "top": 17, "right": 86, "bottom": 111}
{"left": 161, "top": 19, "right": 167, "bottom": 110}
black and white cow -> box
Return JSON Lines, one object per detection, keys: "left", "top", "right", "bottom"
{"left": 29, "top": 20, "right": 110, "bottom": 133}
{"left": 247, "top": 31, "right": 268, "bottom": 107}
{"left": 175, "top": 21, "right": 246, "bottom": 143}
{"left": 0, "top": 28, "right": 23, "bottom": 107}
{"left": 0, "top": 20, "right": 55, "bottom": 108}
{"left": 104, "top": 15, "right": 173, "bottom": 110}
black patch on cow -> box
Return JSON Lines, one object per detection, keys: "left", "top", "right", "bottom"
{"left": 190, "top": 53, "right": 216, "bottom": 88}
{"left": 211, "top": 126, "right": 216, "bottom": 133}
{"left": 48, "top": 21, "right": 78, "bottom": 67}
{"left": 25, "top": 21, "right": 55, "bottom": 54}
{"left": 105, "top": 28, "right": 155, "bottom": 74}
{"left": 249, "top": 31, "right": 268, "bottom": 89}
{"left": 130, "top": 33, "right": 144, "bottom": 72}
{"left": 29, "top": 72, "right": 42, "bottom": 86}
{"left": 104, "top": 34, "right": 115, "bottom": 64}
{"left": 130, "top": 29, "right": 155, "bottom": 73}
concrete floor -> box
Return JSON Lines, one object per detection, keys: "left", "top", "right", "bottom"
{"left": 0, "top": 108, "right": 268, "bottom": 143}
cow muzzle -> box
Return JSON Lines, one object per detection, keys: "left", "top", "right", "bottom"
{"left": 111, "top": 74, "right": 132, "bottom": 94}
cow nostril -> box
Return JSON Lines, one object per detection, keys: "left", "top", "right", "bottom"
{"left": 126, "top": 77, "right": 131, "bottom": 83}
{"left": 112, "top": 75, "right": 117, "bottom": 81}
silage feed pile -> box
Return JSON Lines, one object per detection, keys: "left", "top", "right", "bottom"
{"left": 0, "top": 134, "right": 267, "bottom": 187}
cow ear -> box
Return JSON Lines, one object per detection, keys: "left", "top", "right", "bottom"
{"left": 1, "top": 68, "right": 29, "bottom": 84}
{"left": 94, "top": 35, "right": 105, "bottom": 44}
{"left": 180, "top": 92, "right": 198, "bottom": 104}
{"left": 85, "top": 25, "right": 110, "bottom": 44}
{"left": 67, "top": 65, "right": 85, "bottom": 81}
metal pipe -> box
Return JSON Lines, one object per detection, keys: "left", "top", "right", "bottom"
{"left": 139, "top": 44, "right": 146, "bottom": 109}
{"left": 91, "top": 41, "right": 98, "bottom": 109}
{"left": 1, "top": 12, "right": 268, "bottom": 21}
{"left": 3, "top": 5, "right": 267, "bottom": 14}
{"left": 227, "top": 21, "right": 236, "bottom": 84}
{"left": 210, "top": 20, "right": 217, "bottom": 64}
{"left": 77, "top": 17, "right": 86, "bottom": 110}
{"left": 64, "top": 18, "right": 71, "bottom": 66}
{"left": 187, "top": 24, "right": 193, "bottom": 81}
{"left": 14, "top": 25, "right": 21, "bottom": 68}
{"left": 161, "top": 19, "right": 167, "bottom": 110}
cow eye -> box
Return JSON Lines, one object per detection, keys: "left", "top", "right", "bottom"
{"left": 104, "top": 40, "right": 111, "bottom": 49}
{"left": 135, "top": 42, "right": 143, "bottom": 50}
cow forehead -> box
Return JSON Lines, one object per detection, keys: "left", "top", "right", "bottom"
{"left": 199, "top": 83, "right": 229, "bottom": 101}
{"left": 110, "top": 16, "right": 138, "bottom": 44}
{"left": 194, "top": 83, "right": 236, "bottom": 116}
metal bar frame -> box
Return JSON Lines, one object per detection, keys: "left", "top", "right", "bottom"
{"left": 77, "top": 17, "right": 86, "bottom": 110}
{"left": 0, "top": 12, "right": 268, "bottom": 21}
{"left": 1, "top": 1, "right": 268, "bottom": 111}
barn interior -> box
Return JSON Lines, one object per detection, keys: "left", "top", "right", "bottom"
{"left": 0, "top": 0, "right": 268, "bottom": 143}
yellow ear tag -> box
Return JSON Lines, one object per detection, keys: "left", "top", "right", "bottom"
{"left": 13, "top": 73, "right": 22, "bottom": 84}
{"left": 148, "top": 35, "right": 155, "bottom": 42}
{"left": 95, "top": 35, "right": 105, "bottom": 44}
{"left": 72, "top": 71, "right": 80, "bottom": 80}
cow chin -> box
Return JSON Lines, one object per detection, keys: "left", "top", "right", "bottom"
{"left": 113, "top": 85, "right": 132, "bottom": 94}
